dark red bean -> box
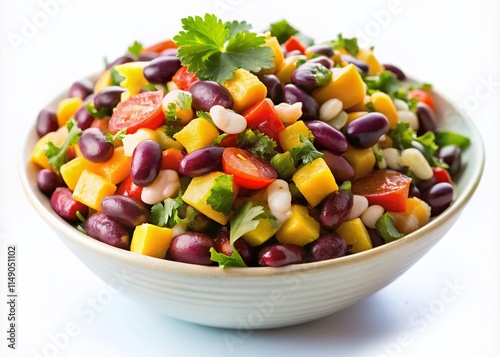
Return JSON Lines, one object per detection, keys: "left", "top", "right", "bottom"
{"left": 179, "top": 146, "right": 225, "bottom": 177}
{"left": 291, "top": 62, "right": 332, "bottom": 91}
{"left": 85, "top": 212, "right": 130, "bottom": 249}
{"left": 161, "top": 48, "right": 178, "bottom": 57}
{"left": 409, "top": 185, "right": 421, "bottom": 199}
{"left": 319, "top": 189, "right": 353, "bottom": 230}
{"left": 309, "top": 233, "right": 347, "bottom": 261}
{"left": 74, "top": 105, "right": 94, "bottom": 130}
{"left": 306, "top": 44, "right": 334, "bottom": 58}
{"left": 345, "top": 112, "right": 389, "bottom": 148}
{"left": 258, "top": 244, "right": 306, "bottom": 267}
{"left": 37, "top": 169, "right": 65, "bottom": 196}
{"left": 367, "top": 228, "right": 385, "bottom": 248}
{"left": 36, "top": 108, "right": 58, "bottom": 137}
{"left": 308, "top": 56, "right": 333, "bottom": 69}
{"left": 304, "top": 120, "right": 348, "bottom": 154}
{"left": 78, "top": 128, "right": 114, "bottom": 163}
{"left": 168, "top": 232, "right": 215, "bottom": 265}
{"left": 416, "top": 102, "right": 437, "bottom": 135}
{"left": 259, "top": 74, "right": 283, "bottom": 104}
{"left": 189, "top": 81, "right": 234, "bottom": 112}
{"left": 143, "top": 56, "right": 182, "bottom": 84}
{"left": 422, "top": 182, "right": 454, "bottom": 216}
{"left": 436, "top": 145, "right": 462, "bottom": 177}
{"left": 283, "top": 84, "right": 318, "bottom": 120}
{"left": 94, "top": 86, "right": 126, "bottom": 111}
{"left": 341, "top": 55, "right": 369, "bottom": 73}
{"left": 69, "top": 80, "right": 93, "bottom": 100}
{"left": 382, "top": 64, "right": 406, "bottom": 80}
{"left": 50, "top": 187, "right": 88, "bottom": 221}
{"left": 417, "top": 175, "right": 436, "bottom": 193}
{"left": 139, "top": 52, "right": 159, "bottom": 61}
{"left": 101, "top": 195, "right": 149, "bottom": 227}
{"left": 106, "top": 55, "right": 135, "bottom": 69}
{"left": 321, "top": 151, "right": 355, "bottom": 183}
{"left": 214, "top": 226, "right": 254, "bottom": 266}
{"left": 131, "top": 140, "right": 162, "bottom": 187}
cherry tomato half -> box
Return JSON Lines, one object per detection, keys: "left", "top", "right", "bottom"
{"left": 408, "top": 89, "right": 436, "bottom": 110}
{"left": 352, "top": 169, "right": 412, "bottom": 212}
{"left": 109, "top": 91, "right": 165, "bottom": 134}
{"left": 172, "top": 66, "right": 198, "bottom": 90}
{"left": 222, "top": 147, "right": 277, "bottom": 189}
{"left": 116, "top": 175, "right": 144, "bottom": 203}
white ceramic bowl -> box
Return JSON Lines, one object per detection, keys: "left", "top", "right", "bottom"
{"left": 20, "top": 85, "right": 484, "bottom": 329}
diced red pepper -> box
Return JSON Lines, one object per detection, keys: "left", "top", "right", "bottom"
{"left": 432, "top": 167, "right": 452, "bottom": 185}
{"left": 284, "top": 35, "right": 307, "bottom": 54}
{"left": 161, "top": 148, "right": 184, "bottom": 172}
{"left": 172, "top": 66, "right": 198, "bottom": 90}
{"left": 116, "top": 175, "right": 144, "bottom": 203}
{"left": 242, "top": 99, "right": 285, "bottom": 144}
{"left": 218, "top": 134, "right": 239, "bottom": 148}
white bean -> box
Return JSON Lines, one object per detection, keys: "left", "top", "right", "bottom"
{"left": 172, "top": 224, "right": 186, "bottom": 237}
{"left": 397, "top": 110, "right": 419, "bottom": 130}
{"left": 325, "top": 110, "right": 348, "bottom": 130}
{"left": 383, "top": 148, "right": 402, "bottom": 170}
{"left": 274, "top": 102, "right": 303, "bottom": 125}
{"left": 141, "top": 169, "right": 181, "bottom": 205}
{"left": 319, "top": 98, "right": 343, "bottom": 122}
{"left": 347, "top": 195, "right": 369, "bottom": 220}
{"left": 266, "top": 179, "right": 292, "bottom": 224}
{"left": 209, "top": 105, "right": 247, "bottom": 134}
{"left": 399, "top": 148, "right": 433, "bottom": 180}
{"left": 361, "top": 205, "right": 385, "bottom": 229}
{"left": 162, "top": 89, "right": 183, "bottom": 111}
{"left": 373, "top": 145, "right": 387, "bottom": 169}
{"left": 393, "top": 98, "right": 409, "bottom": 111}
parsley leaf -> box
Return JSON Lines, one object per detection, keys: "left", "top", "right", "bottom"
{"left": 268, "top": 19, "right": 299, "bottom": 44}
{"left": 86, "top": 103, "right": 110, "bottom": 118}
{"left": 289, "top": 134, "right": 324, "bottom": 165}
{"left": 165, "top": 102, "right": 180, "bottom": 123}
{"left": 196, "top": 110, "right": 217, "bottom": 127}
{"left": 237, "top": 129, "right": 277, "bottom": 161}
{"left": 127, "top": 40, "right": 143, "bottom": 59}
{"left": 229, "top": 201, "right": 264, "bottom": 244}
{"left": 331, "top": 34, "right": 359, "bottom": 57}
{"left": 213, "top": 133, "right": 229, "bottom": 146}
{"left": 174, "top": 14, "right": 275, "bottom": 83}
{"left": 110, "top": 67, "right": 125, "bottom": 86}
{"left": 45, "top": 119, "right": 82, "bottom": 173}
{"left": 176, "top": 91, "right": 192, "bottom": 110}
{"left": 209, "top": 248, "right": 247, "bottom": 268}
{"left": 105, "top": 129, "right": 126, "bottom": 144}
{"left": 206, "top": 174, "right": 234, "bottom": 216}
{"left": 149, "top": 192, "right": 189, "bottom": 229}
{"left": 364, "top": 71, "right": 400, "bottom": 95}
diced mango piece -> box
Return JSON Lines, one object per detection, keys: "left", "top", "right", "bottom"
{"left": 57, "top": 97, "right": 83, "bottom": 127}
{"left": 346, "top": 95, "right": 370, "bottom": 112}
{"left": 371, "top": 92, "right": 398, "bottom": 128}
{"left": 30, "top": 130, "right": 67, "bottom": 170}
{"left": 182, "top": 172, "right": 239, "bottom": 225}
{"left": 73, "top": 170, "right": 117, "bottom": 211}
{"left": 292, "top": 158, "right": 338, "bottom": 207}
{"left": 131, "top": 224, "right": 173, "bottom": 258}
{"left": 390, "top": 197, "right": 431, "bottom": 234}
{"left": 276, "top": 205, "right": 320, "bottom": 246}
{"left": 222, "top": 69, "right": 267, "bottom": 113}
{"left": 313, "top": 64, "right": 366, "bottom": 109}
{"left": 173, "top": 118, "right": 220, "bottom": 153}
{"left": 356, "top": 48, "right": 384, "bottom": 76}
{"left": 336, "top": 218, "right": 372, "bottom": 253}
{"left": 60, "top": 156, "right": 88, "bottom": 190}
{"left": 259, "top": 35, "right": 285, "bottom": 75}
{"left": 114, "top": 61, "right": 149, "bottom": 101}
{"left": 94, "top": 69, "right": 113, "bottom": 94}
{"left": 342, "top": 145, "right": 376, "bottom": 179}
{"left": 276, "top": 55, "right": 307, "bottom": 85}
{"left": 278, "top": 120, "right": 312, "bottom": 152}
{"left": 346, "top": 111, "right": 368, "bottom": 125}
{"left": 242, "top": 203, "right": 278, "bottom": 247}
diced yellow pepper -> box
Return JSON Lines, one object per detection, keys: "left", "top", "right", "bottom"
{"left": 275, "top": 55, "right": 307, "bottom": 85}
{"left": 241, "top": 202, "right": 278, "bottom": 247}
{"left": 94, "top": 69, "right": 112, "bottom": 94}
{"left": 278, "top": 120, "right": 312, "bottom": 152}
{"left": 73, "top": 170, "right": 117, "bottom": 211}
{"left": 182, "top": 171, "right": 239, "bottom": 225}
{"left": 60, "top": 156, "right": 88, "bottom": 190}
{"left": 292, "top": 158, "right": 338, "bottom": 207}
{"left": 336, "top": 218, "right": 373, "bottom": 253}
{"left": 173, "top": 118, "right": 219, "bottom": 153}
{"left": 56, "top": 97, "right": 83, "bottom": 127}
{"left": 131, "top": 224, "right": 173, "bottom": 258}
{"left": 356, "top": 48, "right": 384, "bottom": 76}
{"left": 276, "top": 205, "right": 320, "bottom": 246}
{"left": 114, "top": 61, "right": 149, "bottom": 101}
{"left": 222, "top": 69, "right": 267, "bottom": 113}
{"left": 91, "top": 147, "right": 131, "bottom": 185}
{"left": 30, "top": 130, "right": 67, "bottom": 170}
{"left": 259, "top": 35, "right": 284, "bottom": 75}
{"left": 390, "top": 197, "right": 431, "bottom": 234}
{"left": 342, "top": 145, "right": 376, "bottom": 179}
{"left": 312, "top": 64, "right": 366, "bottom": 109}
{"left": 371, "top": 92, "right": 398, "bottom": 128}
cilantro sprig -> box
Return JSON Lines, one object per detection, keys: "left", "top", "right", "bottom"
{"left": 331, "top": 34, "right": 359, "bottom": 57}
{"left": 206, "top": 174, "right": 235, "bottom": 216}
{"left": 289, "top": 134, "right": 324, "bottom": 165}
{"left": 45, "top": 119, "right": 82, "bottom": 173}
{"left": 174, "top": 14, "right": 275, "bottom": 83}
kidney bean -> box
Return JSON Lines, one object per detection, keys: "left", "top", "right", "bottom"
{"left": 382, "top": 64, "right": 406, "bottom": 80}
{"left": 37, "top": 169, "right": 65, "bottom": 196}
{"left": 417, "top": 175, "right": 436, "bottom": 193}
{"left": 422, "top": 182, "right": 454, "bottom": 216}
{"left": 101, "top": 195, "right": 149, "bottom": 227}
{"left": 50, "top": 187, "right": 88, "bottom": 221}
{"left": 416, "top": 102, "right": 437, "bottom": 135}
{"left": 74, "top": 105, "right": 94, "bottom": 130}
{"left": 93, "top": 86, "right": 126, "bottom": 111}
{"left": 367, "top": 228, "right": 385, "bottom": 248}
{"left": 320, "top": 151, "right": 355, "bottom": 183}
{"left": 179, "top": 146, "right": 225, "bottom": 177}
{"left": 259, "top": 74, "right": 283, "bottom": 104}
{"left": 291, "top": 62, "right": 332, "bottom": 91}
{"left": 78, "top": 128, "right": 114, "bottom": 163}
{"left": 258, "top": 243, "right": 306, "bottom": 267}
{"left": 319, "top": 189, "right": 353, "bottom": 230}
{"left": 345, "top": 112, "right": 389, "bottom": 148}
{"left": 283, "top": 84, "right": 318, "bottom": 120}
{"left": 189, "top": 81, "right": 233, "bottom": 112}
{"left": 341, "top": 55, "right": 369, "bottom": 73}
{"left": 143, "top": 56, "right": 182, "bottom": 84}
{"left": 69, "top": 80, "right": 93, "bottom": 100}
{"left": 306, "top": 44, "right": 334, "bottom": 58}
{"left": 304, "top": 120, "right": 348, "bottom": 154}
{"left": 36, "top": 108, "right": 58, "bottom": 137}
{"left": 168, "top": 232, "right": 215, "bottom": 265}
{"left": 85, "top": 212, "right": 130, "bottom": 249}
{"left": 131, "top": 140, "right": 162, "bottom": 187}
{"left": 309, "top": 233, "right": 347, "bottom": 261}
{"left": 436, "top": 145, "right": 462, "bottom": 177}
{"left": 106, "top": 55, "right": 135, "bottom": 69}
{"left": 308, "top": 56, "right": 334, "bottom": 69}
{"left": 214, "top": 226, "right": 255, "bottom": 266}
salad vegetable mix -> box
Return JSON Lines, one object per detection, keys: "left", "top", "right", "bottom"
{"left": 31, "top": 14, "right": 470, "bottom": 268}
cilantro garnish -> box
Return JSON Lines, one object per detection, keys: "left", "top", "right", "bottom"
{"left": 165, "top": 102, "right": 180, "bottom": 123}
{"left": 86, "top": 103, "right": 110, "bottom": 118}
{"left": 196, "top": 110, "right": 217, "bottom": 127}
{"left": 149, "top": 192, "right": 198, "bottom": 230}
{"left": 105, "top": 129, "right": 126, "bottom": 144}
{"left": 331, "top": 34, "right": 359, "bottom": 57}
{"left": 127, "top": 40, "right": 143, "bottom": 59}
{"left": 213, "top": 133, "right": 229, "bottom": 146}
{"left": 268, "top": 19, "right": 299, "bottom": 44}
{"left": 110, "top": 67, "right": 125, "bottom": 86}
{"left": 364, "top": 71, "right": 400, "bottom": 95}
{"left": 237, "top": 129, "right": 277, "bottom": 161}
{"left": 174, "top": 14, "right": 275, "bottom": 83}
{"left": 206, "top": 174, "right": 235, "bottom": 216}
{"left": 176, "top": 92, "right": 192, "bottom": 111}
{"left": 45, "top": 119, "right": 82, "bottom": 173}
{"left": 289, "top": 134, "right": 324, "bottom": 165}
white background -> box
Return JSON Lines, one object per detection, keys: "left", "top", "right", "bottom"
{"left": 1, "top": 0, "right": 499, "bottom": 356}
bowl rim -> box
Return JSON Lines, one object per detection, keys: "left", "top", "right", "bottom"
{"left": 19, "top": 77, "right": 486, "bottom": 278}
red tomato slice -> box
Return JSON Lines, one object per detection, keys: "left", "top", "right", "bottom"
{"left": 172, "top": 66, "right": 198, "bottom": 90}
{"left": 222, "top": 147, "right": 277, "bottom": 189}
{"left": 116, "top": 175, "right": 144, "bottom": 203}
{"left": 109, "top": 91, "right": 165, "bottom": 134}
{"left": 161, "top": 148, "right": 184, "bottom": 172}
{"left": 142, "top": 39, "right": 177, "bottom": 54}
{"left": 408, "top": 89, "right": 436, "bottom": 110}
{"left": 432, "top": 167, "right": 452, "bottom": 185}
{"left": 351, "top": 169, "right": 412, "bottom": 212}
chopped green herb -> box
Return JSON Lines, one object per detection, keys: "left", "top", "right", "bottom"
{"left": 270, "top": 151, "right": 296, "bottom": 180}
{"left": 268, "top": 19, "right": 299, "bottom": 44}
{"left": 331, "top": 34, "right": 359, "bottom": 57}
{"left": 289, "top": 134, "right": 324, "bottom": 165}
{"left": 196, "top": 110, "right": 217, "bottom": 127}
{"left": 127, "top": 40, "right": 143, "bottom": 58}
{"left": 86, "top": 103, "right": 110, "bottom": 119}
{"left": 435, "top": 131, "right": 470, "bottom": 151}
{"left": 165, "top": 102, "right": 180, "bottom": 123}
{"left": 237, "top": 129, "right": 277, "bottom": 161}
{"left": 105, "top": 129, "right": 126, "bottom": 144}
{"left": 230, "top": 201, "right": 264, "bottom": 244}
{"left": 110, "top": 67, "right": 125, "bottom": 86}
{"left": 364, "top": 71, "right": 400, "bottom": 95}
{"left": 213, "top": 133, "right": 229, "bottom": 146}
{"left": 149, "top": 192, "right": 187, "bottom": 229}
{"left": 209, "top": 247, "right": 247, "bottom": 268}
{"left": 141, "top": 83, "right": 158, "bottom": 92}
{"left": 206, "top": 174, "right": 235, "bottom": 216}
{"left": 45, "top": 119, "right": 82, "bottom": 173}
{"left": 176, "top": 91, "right": 193, "bottom": 111}
{"left": 375, "top": 212, "right": 404, "bottom": 243}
